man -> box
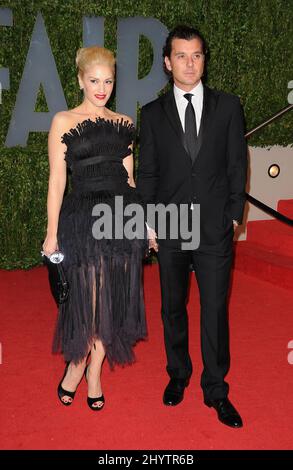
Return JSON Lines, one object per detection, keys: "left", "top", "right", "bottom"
{"left": 137, "top": 25, "right": 247, "bottom": 428}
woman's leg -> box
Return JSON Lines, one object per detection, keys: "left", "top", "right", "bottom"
{"left": 86, "top": 339, "right": 106, "bottom": 408}
{"left": 60, "top": 356, "right": 88, "bottom": 404}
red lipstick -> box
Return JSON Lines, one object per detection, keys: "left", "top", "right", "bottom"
{"left": 95, "top": 94, "right": 106, "bottom": 100}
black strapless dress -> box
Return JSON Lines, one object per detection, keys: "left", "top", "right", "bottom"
{"left": 52, "top": 118, "right": 148, "bottom": 367}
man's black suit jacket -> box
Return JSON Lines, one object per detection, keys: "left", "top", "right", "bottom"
{"left": 136, "top": 85, "right": 248, "bottom": 251}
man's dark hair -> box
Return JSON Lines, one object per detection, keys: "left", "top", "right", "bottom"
{"left": 163, "top": 24, "right": 207, "bottom": 59}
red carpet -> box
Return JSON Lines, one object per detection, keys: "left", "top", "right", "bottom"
{"left": 0, "top": 263, "right": 293, "bottom": 450}
{"left": 235, "top": 199, "right": 293, "bottom": 290}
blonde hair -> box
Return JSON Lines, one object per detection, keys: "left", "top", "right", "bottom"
{"left": 76, "top": 45, "right": 115, "bottom": 77}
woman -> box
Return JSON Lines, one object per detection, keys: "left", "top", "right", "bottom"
{"left": 42, "top": 46, "right": 148, "bottom": 411}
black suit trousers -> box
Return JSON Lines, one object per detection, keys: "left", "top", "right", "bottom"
{"left": 157, "top": 241, "right": 233, "bottom": 401}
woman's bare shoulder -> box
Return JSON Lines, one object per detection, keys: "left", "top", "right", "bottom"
{"left": 50, "top": 111, "right": 81, "bottom": 135}
{"left": 52, "top": 110, "right": 75, "bottom": 124}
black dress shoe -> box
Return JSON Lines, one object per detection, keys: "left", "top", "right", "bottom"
{"left": 204, "top": 397, "right": 243, "bottom": 428}
{"left": 163, "top": 378, "right": 189, "bottom": 406}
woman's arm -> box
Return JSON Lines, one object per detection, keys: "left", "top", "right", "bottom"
{"left": 123, "top": 143, "right": 135, "bottom": 187}
{"left": 42, "top": 113, "right": 68, "bottom": 256}
{"left": 121, "top": 115, "right": 135, "bottom": 188}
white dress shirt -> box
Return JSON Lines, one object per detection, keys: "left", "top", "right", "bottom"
{"left": 173, "top": 80, "right": 204, "bottom": 135}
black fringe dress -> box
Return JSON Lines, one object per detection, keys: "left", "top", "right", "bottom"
{"left": 53, "top": 118, "right": 148, "bottom": 367}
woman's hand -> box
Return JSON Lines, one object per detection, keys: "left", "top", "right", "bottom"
{"left": 147, "top": 226, "right": 159, "bottom": 252}
{"left": 42, "top": 234, "right": 58, "bottom": 257}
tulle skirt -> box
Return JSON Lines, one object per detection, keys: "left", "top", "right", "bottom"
{"left": 53, "top": 187, "right": 148, "bottom": 367}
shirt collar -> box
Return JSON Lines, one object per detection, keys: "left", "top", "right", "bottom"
{"left": 173, "top": 80, "right": 203, "bottom": 102}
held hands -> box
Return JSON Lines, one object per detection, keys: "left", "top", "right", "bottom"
{"left": 42, "top": 234, "right": 58, "bottom": 257}
{"left": 147, "top": 226, "right": 159, "bottom": 253}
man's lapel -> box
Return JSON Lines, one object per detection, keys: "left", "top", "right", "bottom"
{"left": 194, "top": 86, "right": 218, "bottom": 164}
{"left": 161, "top": 90, "right": 189, "bottom": 157}
{"left": 160, "top": 86, "right": 218, "bottom": 165}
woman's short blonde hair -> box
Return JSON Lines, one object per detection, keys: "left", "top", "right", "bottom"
{"left": 76, "top": 45, "right": 115, "bottom": 77}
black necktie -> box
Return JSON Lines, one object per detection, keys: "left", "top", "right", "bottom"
{"left": 184, "top": 93, "right": 197, "bottom": 160}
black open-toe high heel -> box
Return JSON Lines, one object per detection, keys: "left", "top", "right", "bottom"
{"left": 57, "top": 362, "right": 81, "bottom": 406}
{"left": 84, "top": 365, "right": 105, "bottom": 411}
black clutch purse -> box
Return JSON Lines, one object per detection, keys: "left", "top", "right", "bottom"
{"left": 41, "top": 251, "right": 69, "bottom": 305}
